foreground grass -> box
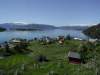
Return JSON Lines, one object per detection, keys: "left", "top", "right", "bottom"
{"left": 0, "top": 40, "right": 96, "bottom": 75}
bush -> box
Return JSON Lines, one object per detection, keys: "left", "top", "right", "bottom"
{"left": 35, "top": 55, "right": 49, "bottom": 62}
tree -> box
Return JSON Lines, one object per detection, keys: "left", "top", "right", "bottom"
{"left": 4, "top": 42, "right": 10, "bottom": 53}
{"left": 80, "top": 44, "right": 87, "bottom": 63}
{"left": 66, "top": 34, "right": 72, "bottom": 40}
{"left": 14, "top": 42, "right": 28, "bottom": 53}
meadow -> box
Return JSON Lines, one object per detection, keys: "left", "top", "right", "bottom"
{"left": 0, "top": 40, "right": 98, "bottom": 75}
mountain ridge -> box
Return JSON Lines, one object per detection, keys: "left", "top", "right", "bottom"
{"left": 58, "top": 26, "right": 88, "bottom": 30}
{"left": 0, "top": 23, "right": 57, "bottom": 31}
{"left": 0, "top": 23, "right": 88, "bottom": 31}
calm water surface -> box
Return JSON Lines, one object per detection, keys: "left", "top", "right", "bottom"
{"left": 0, "top": 29, "right": 88, "bottom": 43}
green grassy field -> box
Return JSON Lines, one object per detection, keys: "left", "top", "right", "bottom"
{"left": 0, "top": 40, "right": 96, "bottom": 75}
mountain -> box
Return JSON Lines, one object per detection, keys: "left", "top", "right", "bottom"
{"left": 0, "top": 23, "right": 57, "bottom": 31}
{"left": 0, "top": 23, "right": 89, "bottom": 31}
{"left": 83, "top": 23, "right": 100, "bottom": 39}
{"left": 58, "top": 26, "right": 88, "bottom": 30}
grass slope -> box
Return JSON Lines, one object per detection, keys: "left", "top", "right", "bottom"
{"left": 0, "top": 40, "right": 95, "bottom": 75}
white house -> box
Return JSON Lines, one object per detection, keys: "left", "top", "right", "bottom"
{"left": 88, "top": 38, "right": 98, "bottom": 43}
{"left": 73, "top": 37, "right": 82, "bottom": 41}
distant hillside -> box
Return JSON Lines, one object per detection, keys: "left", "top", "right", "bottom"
{"left": 83, "top": 23, "right": 100, "bottom": 39}
{"left": 0, "top": 23, "right": 57, "bottom": 31}
{"left": 58, "top": 26, "right": 88, "bottom": 30}
{"left": 0, "top": 23, "right": 89, "bottom": 31}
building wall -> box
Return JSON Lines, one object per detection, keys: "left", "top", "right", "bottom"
{"left": 68, "top": 57, "right": 81, "bottom": 64}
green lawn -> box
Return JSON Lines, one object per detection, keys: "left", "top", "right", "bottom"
{"left": 0, "top": 40, "right": 96, "bottom": 75}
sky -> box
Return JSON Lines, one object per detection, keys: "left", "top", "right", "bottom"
{"left": 0, "top": 0, "right": 100, "bottom": 26}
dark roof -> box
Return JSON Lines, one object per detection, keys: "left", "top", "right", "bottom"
{"left": 68, "top": 51, "right": 80, "bottom": 59}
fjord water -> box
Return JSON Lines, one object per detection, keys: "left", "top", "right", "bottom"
{"left": 0, "top": 29, "right": 87, "bottom": 43}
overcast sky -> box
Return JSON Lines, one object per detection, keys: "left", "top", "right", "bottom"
{"left": 0, "top": 0, "right": 100, "bottom": 26}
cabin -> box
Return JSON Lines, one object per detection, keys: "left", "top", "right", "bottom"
{"left": 68, "top": 51, "right": 81, "bottom": 64}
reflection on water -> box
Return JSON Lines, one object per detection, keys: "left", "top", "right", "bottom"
{"left": 0, "top": 29, "right": 88, "bottom": 43}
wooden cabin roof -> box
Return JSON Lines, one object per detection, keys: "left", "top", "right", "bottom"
{"left": 68, "top": 51, "right": 80, "bottom": 59}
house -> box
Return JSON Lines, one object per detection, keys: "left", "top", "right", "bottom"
{"left": 40, "top": 36, "right": 52, "bottom": 44}
{"left": 73, "top": 37, "right": 82, "bottom": 41}
{"left": 45, "top": 37, "right": 51, "bottom": 43}
{"left": 56, "top": 36, "right": 64, "bottom": 41}
{"left": 57, "top": 36, "right": 64, "bottom": 44}
{"left": 10, "top": 38, "right": 21, "bottom": 44}
{"left": 68, "top": 51, "right": 81, "bottom": 64}
{"left": 88, "top": 38, "right": 97, "bottom": 43}
{"left": 58, "top": 39, "right": 64, "bottom": 44}
{"left": 8, "top": 44, "right": 15, "bottom": 49}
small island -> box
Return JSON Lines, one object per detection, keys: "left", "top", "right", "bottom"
{"left": 0, "top": 27, "right": 6, "bottom": 32}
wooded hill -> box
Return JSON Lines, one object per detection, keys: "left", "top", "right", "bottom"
{"left": 83, "top": 23, "right": 100, "bottom": 39}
